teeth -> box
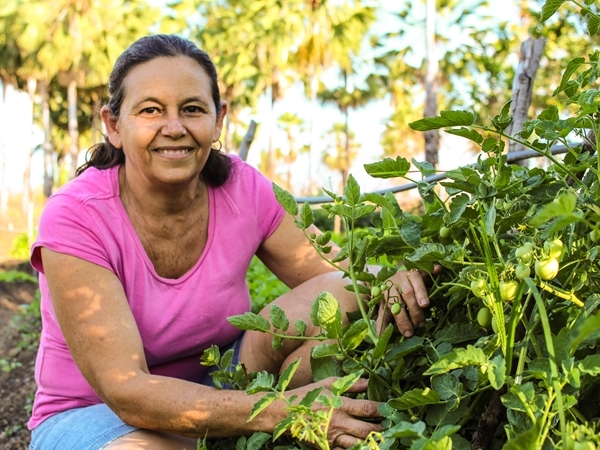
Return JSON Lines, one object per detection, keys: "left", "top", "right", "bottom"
{"left": 157, "top": 149, "right": 189, "bottom": 154}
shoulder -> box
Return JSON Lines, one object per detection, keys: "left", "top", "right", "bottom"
{"left": 51, "top": 166, "right": 119, "bottom": 205}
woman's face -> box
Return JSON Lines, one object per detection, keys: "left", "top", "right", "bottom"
{"left": 103, "top": 55, "right": 226, "bottom": 188}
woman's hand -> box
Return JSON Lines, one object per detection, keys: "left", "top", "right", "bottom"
{"left": 376, "top": 265, "right": 442, "bottom": 337}
{"left": 287, "top": 377, "right": 381, "bottom": 449}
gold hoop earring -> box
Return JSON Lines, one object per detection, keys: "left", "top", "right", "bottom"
{"left": 212, "top": 140, "right": 222, "bottom": 151}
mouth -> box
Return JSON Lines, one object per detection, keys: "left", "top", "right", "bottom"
{"left": 153, "top": 147, "right": 194, "bottom": 156}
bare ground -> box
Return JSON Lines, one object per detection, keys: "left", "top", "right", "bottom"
{"left": 0, "top": 260, "right": 39, "bottom": 450}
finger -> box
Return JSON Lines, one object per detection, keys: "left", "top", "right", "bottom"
{"left": 318, "top": 377, "right": 369, "bottom": 394}
{"left": 340, "top": 396, "right": 381, "bottom": 419}
{"left": 393, "top": 301, "right": 415, "bottom": 337}
{"left": 395, "top": 272, "right": 428, "bottom": 328}
{"left": 375, "top": 299, "right": 392, "bottom": 336}
{"left": 333, "top": 434, "right": 361, "bottom": 449}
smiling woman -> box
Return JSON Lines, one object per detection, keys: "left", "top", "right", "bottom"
{"left": 26, "top": 34, "right": 434, "bottom": 450}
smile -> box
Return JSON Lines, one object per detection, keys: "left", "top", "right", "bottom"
{"left": 155, "top": 148, "right": 192, "bottom": 154}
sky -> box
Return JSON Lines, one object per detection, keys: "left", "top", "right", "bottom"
{"left": 0, "top": 0, "right": 520, "bottom": 197}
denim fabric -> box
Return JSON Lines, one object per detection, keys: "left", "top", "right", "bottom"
{"left": 30, "top": 335, "right": 244, "bottom": 449}
{"left": 29, "top": 403, "right": 138, "bottom": 450}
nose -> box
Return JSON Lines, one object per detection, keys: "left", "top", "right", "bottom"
{"left": 161, "top": 112, "right": 186, "bottom": 138}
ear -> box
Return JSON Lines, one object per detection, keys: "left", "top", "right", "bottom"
{"left": 101, "top": 106, "right": 123, "bottom": 149}
{"left": 213, "top": 100, "right": 228, "bottom": 143}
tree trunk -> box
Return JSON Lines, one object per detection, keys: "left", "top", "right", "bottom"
{"left": 40, "top": 80, "right": 54, "bottom": 198}
{"left": 424, "top": 0, "right": 439, "bottom": 167}
{"left": 507, "top": 37, "right": 546, "bottom": 154}
{"left": 68, "top": 78, "right": 80, "bottom": 180}
{"left": 22, "top": 77, "right": 37, "bottom": 214}
{"left": 0, "top": 79, "right": 9, "bottom": 215}
{"left": 239, "top": 120, "right": 258, "bottom": 162}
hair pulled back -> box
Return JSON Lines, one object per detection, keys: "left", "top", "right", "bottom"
{"left": 77, "top": 34, "right": 231, "bottom": 186}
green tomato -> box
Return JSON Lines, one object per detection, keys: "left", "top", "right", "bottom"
{"left": 515, "top": 242, "right": 535, "bottom": 265}
{"left": 371, "top": 286, "right": 382, "bottom": 298}
{"left": 590, "top": 229, "right": 600, "bottom": 244}
{"left": 439, "top": 226, "right": 451, "bottom": 239}
{"left": 477, "top": 307, "right": 492, "bottom": 328}
{"left": 543, "top": 239, "right": 563, "bottom": 259}
{"left": 470, "top": 278, "right": 488, "bottom": 298}
{"left": 515, "top": 264, "right": 530, "bottom": 280}
{"left": 499, "top": 281, "right": 519, "bottom": 302}
{"left": 390, "top": 302, "right": 402, "bottom": 315}
{"left": 535, "top": 257, "right": 560, "bottom": 281}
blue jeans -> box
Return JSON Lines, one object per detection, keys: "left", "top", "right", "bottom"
{"left": 30, "top": 337, "right": 243, "bottom": 450}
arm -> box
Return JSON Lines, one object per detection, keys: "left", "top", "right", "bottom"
{"left": 255, "top": 213, "right": 338, "bottom": 288}
{"left": 257, "top": 213, "right": 436, "bottom": 337}
{"left": 41, "top": 248, "right": 280, "bottom": 438}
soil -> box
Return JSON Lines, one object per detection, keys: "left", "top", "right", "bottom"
{"left": 0, "top": 260, "right": 39, "bottom": 450}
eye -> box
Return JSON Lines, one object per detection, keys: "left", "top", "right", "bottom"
{"left": 141, "top": 106, "right": 160, "bottom": 114}
{"left": 183, "top": 105, "right": 204, "bottom": 114}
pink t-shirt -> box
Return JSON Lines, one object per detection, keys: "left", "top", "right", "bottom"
{"left": 28, "top": 155, "right": 285, "bottom": 429}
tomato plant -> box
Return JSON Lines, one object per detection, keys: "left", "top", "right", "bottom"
{"left": 214, "top": 2, "right": 600, "bottom": 449}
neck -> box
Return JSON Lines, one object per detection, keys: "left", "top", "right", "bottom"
{"left": 118, "top": 166, "right": 206, "bottom": 217}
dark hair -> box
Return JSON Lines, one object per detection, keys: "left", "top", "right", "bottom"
{"left": 77, "top": 34, "right": 231, "bottom": 186}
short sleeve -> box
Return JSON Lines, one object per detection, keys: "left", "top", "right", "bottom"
{"left": 31, "top": 194, "right": 113, "bottom": 274}
{"left": 231, "top": 156, "right": 285, "bottom": 241}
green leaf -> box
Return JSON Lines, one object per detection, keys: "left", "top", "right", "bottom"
{"left": 388, "top": 388, "right": 442, "bottom": 410}
{"left": 311, "top": 353, "right": 343, "bottom": 381}
{"left": 386, "top": 336, "right": 425, "bottom": 361}
{"left": 273, "top": 415, "right": 294, "bottom": 440}
{"left": 246, "top": 432, "right": 271, "bottom": 450}
{"left": 300, "top": 202, "right": 314, "bottom": 229}
{"left": 424, "top": 345, "right": 487, "bottom": 375}
{"left": 299, "top": 387, "right": 323, "bottom": 407}
{"left": 385, "top": 420, "right": 426, "bottom": 438}
{"left": 272, "top": 183, "right": 298, "bottom": 216}
{"left": 294, "top": 319, "right": 307, "bottom": 336}
{"left": 412, "top": 159, "right": 436, "bottom": 177}
{"left": 331, "top": 370, "right": 363, "bottom": 396}
{"left": 344, "top": 174, "right": 360, "bottom": 206}
{"left": 431, "top": 373, "right": 461, "bottom": 401}
{"left": 485, "top": 204, "right": 496, "bottom": 237}
{"left": 311, "top": 343, "right": 340, "bottom": 359}
{"left": 227, "top": 313, "right": 270, "bottom": 332}
{"left": 449, "top": 194, "right": 470, "bottom": 224}
{"left": 488, "top": 354, "right": 506, "bottom": 390}
{"left": 269, "top": 305, "right": 289, "bottom": 332}
{"left": 277, "top": 359, "right": 301, "bottom": 392}
{"left": 586, "top": 11, "right": 600, "bottom": 35}
{"left": 220, "top": 348, "right": 234, "bottom": 370}
{"left": 405, "top": 243, "right": 446, "bottom": 265}
{"left": 373, "top": 324, "right": 394, "bottom": 360}
{"left": 246, "top": 371, "right": 276, "bottom": 394}
{"left": 400, "top": 220, "right": 422, "bottom": 247}
{"left": 502, "top": 421, "right": 541, "bottom": 450}
{"left": 553, "top": 57, "right": 586, "bottom": 96}
{"left": 200, "top": 345, "right": 220, "bottom": 366}
{"left": 341, "top": 319, "right": 369, "bottom": 351}
{"left": 444, "top": 127, "right": 483, "bottom": 144}
{"left": 431, "top": 425, "right": 461, "bottom": 441}
{"left": 364, "top": 156, "right": 411, "bottom": 179}
{"left": 315, "top": 291, "right": 343, "bottom": 338}
{"left": 409, "top": 110, "right": 476, "bottom": 131}
{"left": 578, "top": 355, "right": 600, "bottom": 376}
{"left": 248, "top": 393, "right": 277, "bottom": 421}
{"left": 528, "top": 191, "right": 578, "bottom": 227}
{"left": 540, "top": 0, "right": 567, "bottom": 23}
{"left": 568, "top": 311, "right": 600, "bottom": 354}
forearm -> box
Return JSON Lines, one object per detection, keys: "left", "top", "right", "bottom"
{"left": 105, "top": 372, "right": 285, "bottom": 438}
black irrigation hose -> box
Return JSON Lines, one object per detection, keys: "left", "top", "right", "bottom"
{"left": 294, "top": 144, "right": 570, "bottom": 205}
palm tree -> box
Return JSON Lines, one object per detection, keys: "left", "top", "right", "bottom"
{"left": 277, "top": 112, "right": 305, "bottom": 191}
{"left": 15, "top": 0, "right": 159, "bottom": 181}
{"left": 291, "top": 0, "right": 376, "bottom": 192}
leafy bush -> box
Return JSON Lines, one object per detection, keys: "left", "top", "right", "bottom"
{"left": 207, "top": 2, "right": 600, "bottom": 449}
{"left": 247, "top": 256, "right": 290, "bottom": 313}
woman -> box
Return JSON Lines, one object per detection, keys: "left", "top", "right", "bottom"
{"left": 28, "top": 34, "right": 432, "bottom": 450}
